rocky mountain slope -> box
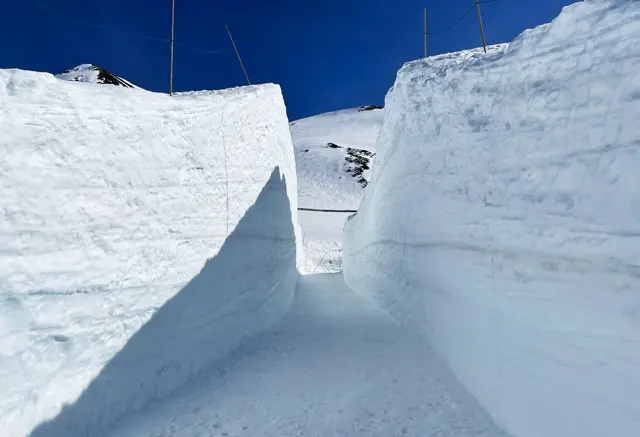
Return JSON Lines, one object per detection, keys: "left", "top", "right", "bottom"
{"left": 56, "top": 64, "right": 138, "bottom": 88}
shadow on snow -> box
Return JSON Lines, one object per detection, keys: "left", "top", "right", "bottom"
{"left": 29, "top": 167, "right": 298, "bottom": 437}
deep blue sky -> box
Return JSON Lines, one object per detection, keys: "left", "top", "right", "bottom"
{"left": 3, "top": 0, "right": 575, "bottom": 120}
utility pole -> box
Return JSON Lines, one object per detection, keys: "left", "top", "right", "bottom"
{"left": 226, "top": 25, "right": 251, "bottom": 86}
{"left": 424, "top": 7, "right": 427, "bottom": 57}
{"left": 475, "top": 0, "right": 487, "bottom": 53}
{"left": 169, "top": 0, "right": 175, "bottom": 95}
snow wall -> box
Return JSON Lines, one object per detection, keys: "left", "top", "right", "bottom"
{"left": 0, "top": 69, "right": 301, "bottom": 437}
{"left": 344, "top": 1, "right": 640, "bottom": 437}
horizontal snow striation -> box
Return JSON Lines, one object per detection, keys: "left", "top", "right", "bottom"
{"left": 344, "top": 1, "right": 640, "bottom": 437}
{"left": 0, "top": 69, "right": 301, "bottom": 437}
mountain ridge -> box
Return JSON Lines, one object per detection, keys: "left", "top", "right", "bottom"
{"left": 56, "top": 64, "right": 138, "bottom": 88}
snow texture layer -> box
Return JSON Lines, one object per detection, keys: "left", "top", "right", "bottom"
{"left": 344, "top": 1, "right": 640, "bottom": 437}
{"left": 0, "top": 69, "right": 301, "bottom": 437}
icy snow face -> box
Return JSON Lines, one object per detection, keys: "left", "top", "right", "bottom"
{"left": 56, "top": 64, "right": 138, "bottom": 88}
{"left": 291, "top": 107, "right": 383, "bottom": 210}
{"left": 344, "top": 1, "right": 640, "bottom": 437}
{"left": 0, "top": 69, "right": 300, "bottom": 437}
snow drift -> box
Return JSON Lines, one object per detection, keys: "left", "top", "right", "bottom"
{"left": 344, "top": 1, "right": 640, "bottom": 437}
{"left": 0, "top": 69, "right": 301, "bottom": 437}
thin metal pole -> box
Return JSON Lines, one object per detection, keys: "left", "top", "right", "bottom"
{"left": 169, "top": 0, "right": 175, "bottom": 95}
{"left": 475, "top": 0, "right": 487, "bottom": 53}
{"left": 424, "top": 7, "right": 427, "bottom": 57}
{"left": 226, "top": 24, "right": 251, "bottom": 85}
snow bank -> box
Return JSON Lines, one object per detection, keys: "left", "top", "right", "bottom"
{"left": 0, "top": 69, "right": 301, "bottom": 437}
{"left": 344, "top": 1, "right": 640, "bottom": 437}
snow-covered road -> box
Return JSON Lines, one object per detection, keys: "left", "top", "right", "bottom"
{"left": 103, "top": 274, "right": 506, "bottom": 437}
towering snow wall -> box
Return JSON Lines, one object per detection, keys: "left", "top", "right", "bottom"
{"left": 344, "top": 1, "right": 640, "bottom": 436}
{"left": 0, "top": 69, "right": 301, "bottom": 437}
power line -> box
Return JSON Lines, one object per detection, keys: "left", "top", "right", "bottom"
{"left": 15, "top": 0, "right": 227, "bottom": 55}
{"left": 426, "top": 4, "right": 476, "bottom": 35}
{"left": 425, "top": 0, "right": 499, "bottom": 36}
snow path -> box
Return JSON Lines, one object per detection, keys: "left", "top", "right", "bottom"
{"left": 107, "top": 274, "right": 506, "bottom": 437}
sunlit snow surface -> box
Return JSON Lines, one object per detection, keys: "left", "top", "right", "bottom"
{"left": 344, "top": 1, "right": 640, "bottom": 436}
{"left": 1, "top": 70, "right": 300, "bottom": 437}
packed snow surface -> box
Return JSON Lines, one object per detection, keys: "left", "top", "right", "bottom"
{"left": 0, "top": 69, "right": 300, "bottom": 437}
{"left": 344, "top": 1, "right": 640, "bottom": 437}
{"left": 95, "top": 274, "right": 507, "bottom": 437}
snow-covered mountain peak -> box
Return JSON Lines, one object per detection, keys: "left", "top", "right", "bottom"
{"left": 291, "top": 105, "right": 384, "bottom": 210}
{"left": 55, "top": 64, "right": 138, "bottom": 88}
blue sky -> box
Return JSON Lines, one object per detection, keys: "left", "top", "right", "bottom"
{"left": 3, "top": 0, "right": 575, "bottom": 120}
